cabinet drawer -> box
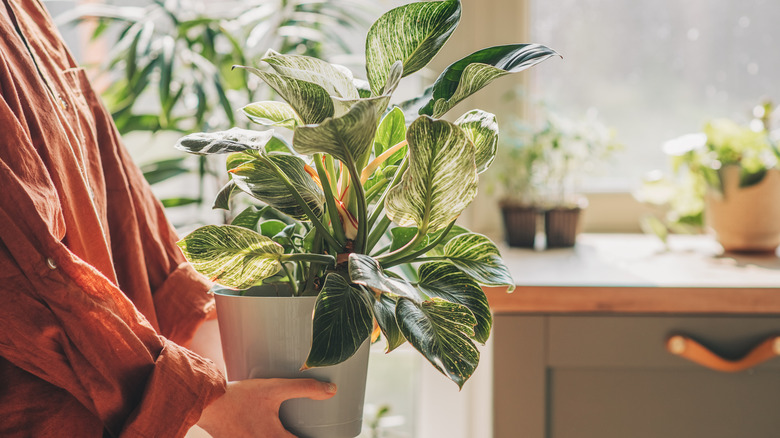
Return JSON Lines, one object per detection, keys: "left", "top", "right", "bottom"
{"left": 548, "top": 315, "right": 780, "bottom": 369}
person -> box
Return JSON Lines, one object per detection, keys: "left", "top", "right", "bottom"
{"left": 0, "top": 1, "right": 335, "bottom": 436}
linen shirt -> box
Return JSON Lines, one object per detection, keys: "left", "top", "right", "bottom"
{"left": 0, "top": 0, "right": 226, "bottom": 436}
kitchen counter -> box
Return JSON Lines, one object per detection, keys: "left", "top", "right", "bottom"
{"left": 486, "top": 233, "right": 780, "bottom": 314}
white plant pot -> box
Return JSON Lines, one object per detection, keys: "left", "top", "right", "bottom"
{"left": 705, "top": 166, "right": 780, "bottom": 252}
{"left": 215, "top": 289, "right": 369, "bottom": 438}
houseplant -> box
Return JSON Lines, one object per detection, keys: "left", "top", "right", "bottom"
{"left": 174, "top": 0, "right": 557, "bottom": 435}
{"left": 492, "top": 106, "right": 620, "bottom": 248}
{"left": 638, "top": 103, "right": 780, "bottom": 252}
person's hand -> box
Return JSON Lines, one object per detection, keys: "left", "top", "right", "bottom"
{"left": 197, "top": 378, "right": 337, "bottom": 438}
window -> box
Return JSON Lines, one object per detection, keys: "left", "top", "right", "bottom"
{"left": 529, "top": 0, "right": 780, "bottom": 190}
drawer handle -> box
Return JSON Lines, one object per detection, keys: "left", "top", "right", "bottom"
{"left": 666, "top": 335, "right": 780, "bottom": 372}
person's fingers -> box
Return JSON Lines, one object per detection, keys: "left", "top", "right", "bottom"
{"left": 265, "top": 378, "right": 338, "bottom": 402}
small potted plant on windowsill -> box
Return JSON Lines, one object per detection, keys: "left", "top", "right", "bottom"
{"left": 491, "top": 105, "right": 620, "bottom": 249}
{"left": 637, "top": 102, "right": 780, "bottom": 252}
{"left": 173, "top": 1, "right": 558, "bottom": 436}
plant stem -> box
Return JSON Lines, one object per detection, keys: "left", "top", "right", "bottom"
{"left": 364, "top": 178, "right": 389, "bottom": 205}
{"left": 343, "top": 153, "right": 368, "bottom": 253}
{"left": 258, "top": 155, "right": 342, "bottom": 251}
{"left": 368, "top": 155, "right": 408, "bottom": 230}
{"left": 280, "top": 262, "right": 299, "bottom": 295}
{"left": 280, "top": 253, "right": 336, "bottom": 266}
{"left": 360, "top": 139, "right": 407, "bottom": 184}
{"left": 381, "top": 221, "right": 456, "bottom": 268}
{"left": 314, "top": 153, "right": 347, "bottom": 245}
{"left": 377, "top": 226, "right": 427, "bottom": 266}
{"left": 366, "top": 214, "right": 391, "bottom": 254}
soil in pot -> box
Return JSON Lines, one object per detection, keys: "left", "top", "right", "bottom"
{"left": 214, "top": 287, "right": 369, "bottom": 438}
{"left": 500, "top": 203, "right": 539, "bottom": 248}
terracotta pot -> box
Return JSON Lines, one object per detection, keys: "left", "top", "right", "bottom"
{"left": 215, "top": 286, "right": 369, "bottom": 438}
{"left": 500, "top": 204, "right": 539, "bottom": 248}
{"left": 705, "top": 166, "right": 780, "bottom": 252}
{"left": 544, "top": 206, "right": 583, "bottom": 248}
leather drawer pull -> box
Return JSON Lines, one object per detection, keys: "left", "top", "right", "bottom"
{"left": 667, "top": 335, "right": 780, "bottom": 372}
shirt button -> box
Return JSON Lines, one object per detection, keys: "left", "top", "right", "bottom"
{"left": 46, "top": 258, "right": 57, "bottom": 270}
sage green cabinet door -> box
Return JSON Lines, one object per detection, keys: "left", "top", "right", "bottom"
{"left": 494, "top": 315, "right": 780, "bottom": 438}
{"left": 551, "top": 368, "right": 780, "bottom": 438}
{"left": 548, "top": 316, "right": 780, "bottom": 438}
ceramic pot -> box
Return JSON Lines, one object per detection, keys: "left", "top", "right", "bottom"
{"left": 215, "top": 287, "right": 369, "bottom": 438}
{"left": 500, "top": 204, "right": 539, "bottom": 248}
{"left": 544, "top": 206, "right": 582, "bottom": 248}
{"left": 705, "top": 166, "right": 780, "bottom": 252}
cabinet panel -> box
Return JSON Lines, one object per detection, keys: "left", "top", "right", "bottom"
{"left": 548, "top": 316, "right": 780, "bottom": 369}
{"left": 551, "top": 368, "right": 780, "bottom": 438}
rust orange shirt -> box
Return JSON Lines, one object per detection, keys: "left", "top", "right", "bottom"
{"left": 0, "top": 0, "right": 226, "bottom": 436}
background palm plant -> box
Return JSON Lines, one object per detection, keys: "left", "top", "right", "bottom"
{"left": 175, "top": 0, "right": 558, "bottom": 387}
{"left": 60, "top": 0, "right": 375, "bottom": 218}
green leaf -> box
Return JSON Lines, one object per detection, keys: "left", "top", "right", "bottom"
{"left": 374, "top": 107, "right": 408, "bottom": 167}
{"left": 230, "top": 205, "right": 263, "bottom": 230}
{"left": 293, "top": 98, "right": 387, "bottom": 167}
{"left": 236, "top": 65, "right": 334, "bottom": 125}
{"left": 396, "top": 297, "right": 478, "bottom": 388}
{"left": 230, "top": 155, "right": 325, "bottom": 221}
{"left": 366, "top": 0, "right": 461, "bottom": 95}
{"left": 261, "top": 49, "right": 359, "bottom": 101}
{"left": 348, "top": 254, "right": 422, "bottom": 302}
{"left": 242, "top": 101, "right": 303, "bottom": 129}
{"left": 420, "top": 44, "right": 559, "bottom": 117}
{"left": 389, "top": 227, "right": 419, "bottom": 252}
{"left": 305, "top": 273, "right": 373, "bottom": 368}
{"left": 177, "top": 225, "right": 284, "bottom": 289}
{"left": 175, "top": 128, "right": 274, "bottom": 155}
{"left": 259, "top": 220, "right": 288, "bottom": 238}
{"left": 455, "top": 110, "right": 498, "bottom": 174}
{"left": 739, "top": 167, "right": 767, "bottom": 188}
{"left": 442, "top": 233, "right": 514, "bottom": 289}
{"left": 140, "top": 157, "right": 189, "bottom": 185}
{"left": 161, "top": 197, "right": 200, "bottom": 208}
{"left": 158, "top": 35, "right": 176, "bottom": 108}
{"left": 212, "top": 180, "right": 239, "bottom": 210}
{"left": 385, "top": 116, "right": 478, "bottom": 233}
{"left": 371, "top": 294, "right": 405, "bottom": 352}
{"left": 417, "top": 262, "right": 492, "bottom": 343}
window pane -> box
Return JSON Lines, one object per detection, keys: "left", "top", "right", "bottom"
{"left": 530, "top": 0, "right": 780, "bottom": 188}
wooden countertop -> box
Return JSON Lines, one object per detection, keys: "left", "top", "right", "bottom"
{"left": 486, "top": 234, "right": 780, "bottom": 315}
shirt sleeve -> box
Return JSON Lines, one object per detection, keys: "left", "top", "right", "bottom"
{"left": 0, "top": 95, "right": 226, "bottom": 437}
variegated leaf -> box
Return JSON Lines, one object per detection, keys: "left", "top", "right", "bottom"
{"left": 242, "top": 101, "right": 303, "bottom": 129}
{"left": 348, "top": 254, "right": 422, "bottom": 302}
{"left": 420, "top": 44, "right": 560, "bottom": 117}
{"left": 230, "top": 155, "right": 325, "bottom": 220}
{"left": 237, "top": 65, "right": 334, "bottom": 124}
{"left": 177, "top": 225, "right": 283, "bottom": 289}
{"left": 305, "top": 273, "right": 373, "bottom": 368}
{"left": 366, "top": 0, "right": 461, "bottom": 95}
{"left": 455, "top": 110, "right": 498, "bottom": 174}
{"left": 175, "top": 127, "right": 274, "bottom": 155}
{"left": 332, "top": 61, "right": 403, "bottom": 117}
{"left": 396, "top": 297, "right": 478, "bottom": 389}
{"left": 372, "top": 293, "right": 405, "bottom": 352}
{"left": 442, "top": 233, "right": 514, "bottom": 289}
{"left": 261, "top": 49, "right": 359, "bottom": 100}
{"left": 385, "top": 116, "right": 478, "bottom": 233}
{"left": 293, "top": 98, "right": 386, "bottom": 168}
{"left": 417, "top": 262, "right": 492, "bottom": 343}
